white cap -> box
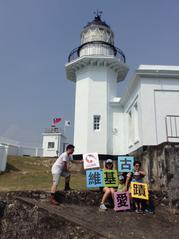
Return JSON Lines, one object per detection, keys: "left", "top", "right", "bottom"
{"left": 106, "top": 159, "right": 113, "bottom": 164}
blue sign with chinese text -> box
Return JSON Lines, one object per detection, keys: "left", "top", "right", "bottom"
{"left": 86, "top": 169, "right": 103, "bottom": 188}
{"left": 118, "top": 156, "right": 134, "bottom": 172}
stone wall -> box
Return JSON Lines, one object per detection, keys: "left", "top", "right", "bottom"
{"left": 131, "top": 142, "right": 179, "bottom": 212}
{"left": 0, "top": 191, "right": 105, "bottom": 239}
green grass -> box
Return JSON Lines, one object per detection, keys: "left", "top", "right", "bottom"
{"left": 0, "top": 156, "right": 86, "bottom": 191}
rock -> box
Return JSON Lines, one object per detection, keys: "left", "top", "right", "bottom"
{"left": 8, "top": 203, "right": 14, "bottom": 209}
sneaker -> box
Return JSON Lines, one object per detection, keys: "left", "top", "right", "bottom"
{"left": 138, "top": 209, "right": 143, "bottom": 214}
{"left": 135, "top": 209, "right": 140, "bottom": 213}
{"left": 49, "top": 195, "right": 59, "bottom": 205}
{"left": 145, "top": 209, "right": 154, "bottom": 214}
{"left": 99, "top": 203, "right": 107, "bottom": 211}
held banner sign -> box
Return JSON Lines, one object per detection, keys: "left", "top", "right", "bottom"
{"left": 103, "top": 170, "right": 118, "bottom": 187}
{"left": 114, "top": 191, "right": 131, "bottom": 211}
{"left": 131, "top": 182, "right": 149, "bottom": 200}
{"left": 118, "top": 156, "right": 134, "bottom": 173}
{"left": 86, "top": 169, "right": 103, "bottom": 188}
{"left": 83, "top": 152, "right": 100, "bottom": 169}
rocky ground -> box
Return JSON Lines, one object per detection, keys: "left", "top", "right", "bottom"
{"left": 0, "top": 191, "right": 179, "bottom": 239}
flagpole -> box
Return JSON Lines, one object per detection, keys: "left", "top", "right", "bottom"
{"left": 63, "top": 124, "right": 66, "bottom": 136}
{"left": 63, "top": 120, "right": 70, "bottom": 136}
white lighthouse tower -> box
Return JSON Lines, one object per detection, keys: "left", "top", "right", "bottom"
{"left": 66, "top": 13, "right": 128, "bottom": 154}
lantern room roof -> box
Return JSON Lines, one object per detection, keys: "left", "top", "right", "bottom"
{"left": 84, "top": 14, "right": 110, "bottom": 29}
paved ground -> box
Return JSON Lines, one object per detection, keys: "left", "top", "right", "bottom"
{"left": 18, "top": 197, "right": 179, "bottom": 239}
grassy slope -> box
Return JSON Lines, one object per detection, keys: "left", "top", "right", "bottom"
{"left": 0, "top": 156, "right": 86, "bottom": 191}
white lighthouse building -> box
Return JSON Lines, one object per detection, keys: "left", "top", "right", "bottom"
{"left": 66, "top": 14, "right": 128, "bottom": 155}
{"left": 66, "top": 14, "right": 179, "bottom": 155}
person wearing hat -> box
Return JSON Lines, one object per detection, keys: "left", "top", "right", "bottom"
{"left": 99, "top": 159, "right": 117, "bottom": 211}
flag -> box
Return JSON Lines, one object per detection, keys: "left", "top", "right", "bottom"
{"left": 65, "top": 120, "right": 71, "bottom": 126}
{"left": 53, "top": 118, "right": 62, "bottom": 125}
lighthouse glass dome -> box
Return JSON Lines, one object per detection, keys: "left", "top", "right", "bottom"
{"left": 68, "top": 15, "right": 125, "bottom": 63}
{"left": 81, "top": 16, "right": 114, "bottom": 45}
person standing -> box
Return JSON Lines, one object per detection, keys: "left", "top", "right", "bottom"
{"left": 50, "top": 144, "right": 75, "bottom": 205}
{"left": 125, "top": 160, "right": 145, "bottom": 190}
{"left": 125, "top": 160, "right": 146, "bottom": 213}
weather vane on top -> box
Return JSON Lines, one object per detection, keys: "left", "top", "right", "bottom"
{"left": 93, "top": 10, "right": 103, "bottom": 18}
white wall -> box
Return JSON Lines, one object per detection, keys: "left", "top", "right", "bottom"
{"left": 140, "top": 77, "right": 179, "bottom": 145}
{"left": 74, "top": 65, "right": 119, "bottom": 154}
{"left": 0, "top": 143, "right": 43, "bottom": 172}
{"left": 0, "top": 143, "right": 43, "bottom": 157}
{"left": 19, "top": 146, "right": 43, "bottom": 157}
{"left": 87, "top": 66, "right": 108, "bottom": 154}
{"left": 111, "top": 107, "right": 125, "bottom": 155}
{"left": 74, "top": 68, "right": 90, "bottom": 154}
{"left": 0, "top": 145, "right": 8, "bottom": 172}
{"left": 154, "top": 90, "right": 179, "bottom": 144}
{"left": 7, "top": 145, "right": 19, "bottom": 155}
{"left": 116, "top": 66, "right": 179, "bottom": 154}
{"left": 119, "top": 77, "right": 143, "bottom": 154}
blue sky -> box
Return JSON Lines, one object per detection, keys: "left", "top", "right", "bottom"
{"left": 0, "top": 0, "right": 178, "bottom": 146}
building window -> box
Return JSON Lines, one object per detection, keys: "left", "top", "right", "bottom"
{"left": 93, "top": 115, "right": 101, "bottom": 130}
{"left": 48, "top": 142, "right": 55, "bottom": 149}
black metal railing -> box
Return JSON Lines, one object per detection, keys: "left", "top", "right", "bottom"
{"left": 68, "top": 41, "right": 126, "bottom": 63}
{"left": 165, "top": 115, "right": 179, "bottom": 141}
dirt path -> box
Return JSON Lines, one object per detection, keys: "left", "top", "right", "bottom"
{"left": 18, "top": 197, "right": 179, "bottom": 239}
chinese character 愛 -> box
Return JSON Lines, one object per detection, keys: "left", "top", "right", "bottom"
{"left": 114, "top": 191, "right": 130, "bottom": 211}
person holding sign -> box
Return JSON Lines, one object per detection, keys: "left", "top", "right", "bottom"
{"left": 50, "top": 144, "right": 75, "bottom": 205}
{"left": 125, "top": 161, "right": 146, "bottom": 213}
{"left": 99, "top": 159, "right": 117, "bottom": 211}
{"left": 125, "top": 160, "right": 145, "bottom": 189}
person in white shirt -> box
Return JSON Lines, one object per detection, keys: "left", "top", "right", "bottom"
{"left": 50, "top": 144, "right": 75, "bottom": 205}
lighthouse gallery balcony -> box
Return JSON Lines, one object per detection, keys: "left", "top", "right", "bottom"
{"left": 68, "top": 41, "right": 126, "bottom": 63}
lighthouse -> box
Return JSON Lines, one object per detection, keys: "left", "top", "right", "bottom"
{"left": 65, "top": 13, "right": 128, "bottom": 154}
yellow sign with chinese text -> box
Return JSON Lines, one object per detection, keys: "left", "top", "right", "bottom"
{"left": 131, "top": 182, "right": 149, "bottom": 200}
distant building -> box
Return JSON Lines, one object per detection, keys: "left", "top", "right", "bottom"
{"left": 66, "top": 14, "right": 179, "bottom": 155}
{"left": 42, "top": 125, "right": 66, "bottom": 157}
